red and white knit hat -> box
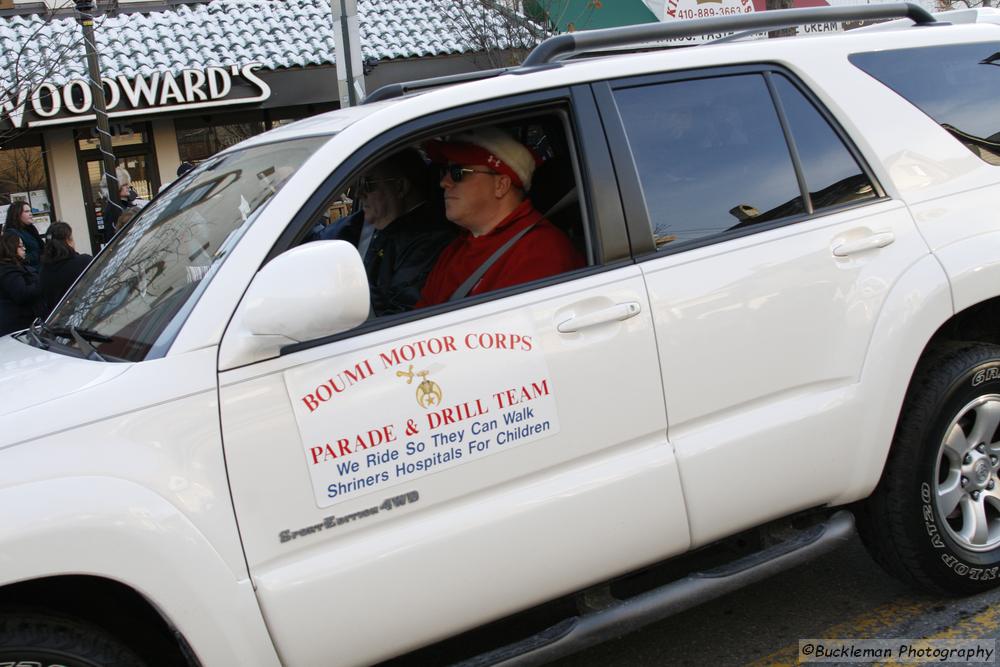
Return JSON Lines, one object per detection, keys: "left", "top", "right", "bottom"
{"left": 426, "top": 127, "right": 538, "bottom": 191}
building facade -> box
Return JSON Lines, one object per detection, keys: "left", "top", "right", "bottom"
{"left": 0, "top": 0, "right": 492, "bottom": 252}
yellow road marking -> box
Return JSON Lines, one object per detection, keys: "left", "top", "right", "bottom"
{"left": 745, "top": 598, "right": 938, "bottom": 667}
{"left": 880, "top": 601, "right": 1000, "bottom": 667}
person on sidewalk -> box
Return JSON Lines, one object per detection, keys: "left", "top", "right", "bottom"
{"left": 39, "top": 222, "right": 92, "bottom": 317}
{"left": 0, "top": 232, "right": 41, "bottom": 335}
{"left": 3, "top": 201, "right": 45, "bottom": 271}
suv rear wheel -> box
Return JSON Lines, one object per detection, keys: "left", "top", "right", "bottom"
{"left": 860, "top": 343, "right": 1000, "bottom": 594}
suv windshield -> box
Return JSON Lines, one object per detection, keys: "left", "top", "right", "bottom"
{"left": 44, "top": 135, "right": 328, "bottom": 362}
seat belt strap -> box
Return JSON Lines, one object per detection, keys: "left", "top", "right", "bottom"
{"left": 449, "top": 223, "right": 536, "bottom": 302}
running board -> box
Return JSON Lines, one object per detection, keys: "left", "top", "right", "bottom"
{"left": 459, "top": 510, "right": 856, "bottom": 667}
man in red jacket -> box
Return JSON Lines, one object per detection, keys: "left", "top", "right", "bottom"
{"left": 415, "top": 127, "right": 584, "bottom": 308}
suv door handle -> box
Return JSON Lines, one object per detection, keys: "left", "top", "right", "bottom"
{"left": 832, "top": 231, "right": 895, "bottom": 257}
{"left": 557, "top": 302, "right": 642, "bottom": 333}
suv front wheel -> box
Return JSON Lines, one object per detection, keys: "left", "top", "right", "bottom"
{"left": 860, "top": 343, "right": 1000, "bottom": 594}
{"left": 0, "top": 611, "right": 146, "bottom": 667}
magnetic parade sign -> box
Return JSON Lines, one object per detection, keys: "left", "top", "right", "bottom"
{"left": 283, "top": 318, "right": 561, "bottom": 508}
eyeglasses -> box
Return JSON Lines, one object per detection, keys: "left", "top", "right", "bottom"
{"left": 440, "top": 164, "right": 496, "bottom": 183}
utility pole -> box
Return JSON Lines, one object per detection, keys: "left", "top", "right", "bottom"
{"left": 75, "top": 0, "right": 118, "bottom": 247}
{"left": 330, "top": 0, "right": 366, "bottom": 107}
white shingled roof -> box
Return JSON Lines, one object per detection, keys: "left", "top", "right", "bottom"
{"left": 0, "top": 0, "right": 525, "bottom": 91}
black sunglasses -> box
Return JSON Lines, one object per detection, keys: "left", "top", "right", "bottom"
{"left": 439, "top": 164, "right": 496, "bottom": 182}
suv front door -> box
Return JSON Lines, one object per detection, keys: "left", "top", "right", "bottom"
{"left": 217, "top": 91, "right": 690, "bottom": 665}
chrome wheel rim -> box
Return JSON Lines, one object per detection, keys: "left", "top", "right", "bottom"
{"left": 935, "top": 394, "right": 1000, "bottom": 552}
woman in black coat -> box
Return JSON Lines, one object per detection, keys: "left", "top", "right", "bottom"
{"left": 3, "top": 201, "right": 45, "bottom": 271}
{"left": 0, "top": 232, "right": 42, "bottom": 335}
{"left": 39, "top": 222, "right": 92, "bottom": 318}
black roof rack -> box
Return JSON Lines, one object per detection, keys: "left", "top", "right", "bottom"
{"left": 363, "top": 3, "right": 938, "bottom": 104}
{"left": 521, "top": 2, "right": 939, "bottom": 66}
{"left": 364, "top": 67, "right": 513, "bottom": 104}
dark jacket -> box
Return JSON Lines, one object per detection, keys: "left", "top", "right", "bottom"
{"left": 364, "top": 203, "right": 455, "bottom": 316}
{"left": 7, "top": 224, "right": 44, "bottom": 271}
{"left": 39, "top": 252, "right": 92, "bottom": 317}
{"left": 314, "top": 210, "right": 363, "bottom": 244}
{"left": 0, "top": 261, "right": 41, "bottom": 335}
{"left": 101, "top": 201, "right": 133, "bottom": 243}
{"left": 102, "top": 188, "right": 141, "bottom": 243}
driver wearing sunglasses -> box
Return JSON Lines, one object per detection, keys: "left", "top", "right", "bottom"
{"left": 416, "top": 127, "right": 583, "bottom": 307}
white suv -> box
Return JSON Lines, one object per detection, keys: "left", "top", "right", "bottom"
{"left": 4, "top": 4, "right": 1000, "bottom": 665}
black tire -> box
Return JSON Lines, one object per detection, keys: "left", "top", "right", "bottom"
{"left": 859, "top": 343, "right": 1000, "bottom": 594}
{"left": 0, "top": 611, "right": 147, "bottom": 667}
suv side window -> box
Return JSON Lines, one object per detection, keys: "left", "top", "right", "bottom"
{"left": 771, "top": 74, "right": 877, "bottom": 211}
{"left": 850, "top": 42, "right": 1000, "bottom": 165}
{"left": 297, "top": 110, "right": 591, "bottom": 322}
{"left": 613, "top": 74, "right": 804, "bottom": 248}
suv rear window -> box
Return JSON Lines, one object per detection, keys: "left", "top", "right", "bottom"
{"left": 612, "top": 71, "right": 876, "bottom": 250}
{"left": 615, "top": 73, "right": 804, "bottom": 247}
{"left": 850, "top": 43, "right": 1000, "bottom": 165}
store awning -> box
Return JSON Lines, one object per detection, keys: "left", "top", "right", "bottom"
{"left": 537, "top": 0, "right": 658, "bottom": 32}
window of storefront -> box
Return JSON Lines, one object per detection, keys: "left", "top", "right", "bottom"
{"left": 0, "top": 133, "right": 54, "bottom": 233}
{"left": 76, "top": 124, "right": 149, "bottom": 152}
{"left": 268, "top": 104, "right": 336, "bottom": 129}
{"left": 74, "top": 122, "right": 159, "bottom": 250}
{"left": 76, "top": 123, "right": 158, "bottom": 200}
{"left": 174, "top": 104, "right": 337, "bottom": 163}
{"left": 175, "top": 111, "right": 267, "bottom": 163}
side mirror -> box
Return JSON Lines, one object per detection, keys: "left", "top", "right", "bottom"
{"left": 219, "top": 240, "right": 369, "bottom": 369}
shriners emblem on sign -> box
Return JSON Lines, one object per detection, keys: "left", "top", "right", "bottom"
{"left": 396, "top": 364, "right": 443, "bottom": 409}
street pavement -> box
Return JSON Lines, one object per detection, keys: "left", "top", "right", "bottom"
{"left": 553, "top": 534, "right": 1000, "bottom": 666}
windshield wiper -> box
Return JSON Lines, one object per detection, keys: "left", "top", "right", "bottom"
{"left": 46, "top": 325, "right": 112, "bottom": 343}
{"left": 44, "top": 324, "right": 111, "bottom": 362}
{"left": 67, "top": 326, "right": 107, "bottom": 362}
{"left": 26, "top": 318, "right": 50, "bottom": 350}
